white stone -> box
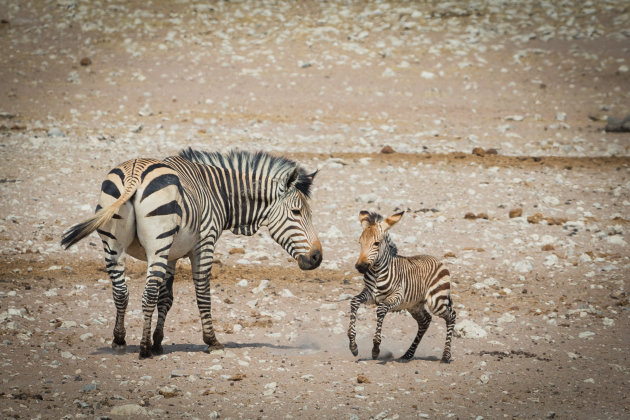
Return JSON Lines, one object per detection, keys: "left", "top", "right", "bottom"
{"left": 252, "top": 279, "right": 270, "bottom": 294}
{"left": 110, "top": 404, "right": 148, "bottom": 416}
{"left": 263, "top": 382, "right": 277, "bottom": 396}
{"left": 236, "top": 279, "right": 248, "bottom": 287}
{"left": 454, "top": 319, "right": 487, "bottom": 339}
{"left": 279, "top": 289, "right": 295, "bottom": 298}
{"left": 513, "top": 260, "right": 534, "bottom": 273}
{"left": 497, "top": 313, "right": 515, "bottom": 324}
{"left": 578, "top": 331, "right": 595, "bottom": 339}
{"left": 606, "top": 235, "right": 626, "bottom": 246}
{"left": 544, "top": 254, "right": 559, "bottom": 267}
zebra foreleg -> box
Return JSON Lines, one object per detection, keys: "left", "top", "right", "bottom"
{"left": 372, "top": 303, "right": 392, "bottom": 360}
{"left": 190, "top": 245, "right": 223, "bottom": 352}
{"left": 348, "top": 289, "right": 370, "bottom": 357}
{"left": 106, "top": 253, "right": 129, "bottom": 353}
{"left": 401, "top": 307, "right": 432, "bottom": 360}
{"left": 152, "top": 261, "right": 176, "bottom": 355}
{"left": 139, "top": 257, "right": 170, "bottom": 359}
{"left": 372, "top": 294, "right": 402, "bottom": 360}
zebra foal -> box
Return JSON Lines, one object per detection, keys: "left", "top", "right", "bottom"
{"left": 347, "top": 211, "right": 456, "bottom": 362}
{"left": 61, "top": 149, "right": 322, "bottom": 358}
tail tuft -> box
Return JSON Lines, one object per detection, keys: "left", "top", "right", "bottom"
{"left": 61, "top": 219, "right": 95, "bottom": 249}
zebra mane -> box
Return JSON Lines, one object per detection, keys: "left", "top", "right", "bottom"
{"left": 178, "top": 148, "right": 314, "bottom": 198}
{"left": 363, "top": 211, "right": 398, "bottom": 256}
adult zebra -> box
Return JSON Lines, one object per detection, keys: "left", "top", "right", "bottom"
{"left": 61, "top": 149, "right": 322, "bottom": 358}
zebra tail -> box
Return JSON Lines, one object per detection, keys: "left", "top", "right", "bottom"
{"left": 61, "top": 180, "right": 139, "bottom": 250}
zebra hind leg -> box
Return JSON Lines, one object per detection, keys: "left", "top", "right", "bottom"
{"left": 152, "top": 261, "right": 176, "bottom": 355}
{"left": 139, "top": 256, "right": 171, "bottom": 359}
{"left": 106, "top": 251, "right": 129, "bottom": 353}
{"left": 440, "top": 300, "right": 456, "bottom": 364}
{"left": 401, "top": 307, "right": 432, "bottom": 360}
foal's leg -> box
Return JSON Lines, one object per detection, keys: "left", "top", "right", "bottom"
{"left": 372, "top": 294, "right": 403, "bottom": 360}
{"left": 348, "top": 288, "right": 372, "bottom": 356}
{"left": 401, "top": 306, "right": 432, "bottom": 360}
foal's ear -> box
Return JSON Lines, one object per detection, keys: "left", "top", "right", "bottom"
{"left": 382, "top": 211, "right": 404, "bottom": 230}
{"left": 359, "top": 210, "right": 371, "bottom": 228}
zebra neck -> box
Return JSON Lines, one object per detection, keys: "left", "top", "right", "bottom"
{"left": 368, "top": 251, "right": 394, "bottom": 278}
{"left": 219, "top": 168, "right": 277, "bottom": 237}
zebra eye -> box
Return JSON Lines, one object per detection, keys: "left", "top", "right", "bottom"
{"left": 373, "top": 241, "right": 381, "bottom": 247}
{"left": 291, "top": 209, "right": 301, "bottom": 217}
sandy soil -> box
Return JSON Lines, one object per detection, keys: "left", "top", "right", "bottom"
{"left": 1, "top": 1, "right": 629, "bottom": 419}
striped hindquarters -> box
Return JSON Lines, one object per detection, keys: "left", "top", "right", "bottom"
{"left": 421, "top": 257, "right": 451, "bottom": 317}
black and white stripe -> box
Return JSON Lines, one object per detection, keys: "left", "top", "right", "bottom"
{"left": 348, "top": 211, "right": 456, "bottom": 362}
{"left": 61, "top": 149, "right": 322, "bottom": 358}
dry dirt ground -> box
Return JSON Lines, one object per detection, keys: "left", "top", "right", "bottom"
{"left": 1, "top": 1, "right": 629, "bottom": 419}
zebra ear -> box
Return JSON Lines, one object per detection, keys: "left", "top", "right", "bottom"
{"left": 285, "top": 168, "right": 299, "bottom": 190}
{"left": 383, "top": 211, "right": 404, "bottom": 230}
{"left": 359, "top": 210, "right": 371, "bottom": 227}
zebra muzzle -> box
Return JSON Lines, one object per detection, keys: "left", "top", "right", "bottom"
{"left": 355, "top": 261, "right": 370, "bottom": 274}
{"left": 297, "top": 246, "right": 322, "bottom": 270}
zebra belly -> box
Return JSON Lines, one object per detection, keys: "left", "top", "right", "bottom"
{"left": 167, "top": 227, "right": 197, "bottom": 261}
{"left": 125, "top": 227, "right": 197, "bottom": 261}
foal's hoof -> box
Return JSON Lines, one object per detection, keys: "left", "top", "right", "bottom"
{"left": 440, "top": 357, "right": 452, "bottom": 364}
{"left": 349, "top": 342, "right": 358, "bottom": 357}
{"left": 205, "top": 342, "right": 224, "bottom": 353}
{"left": 371, "top": 346, "right": 380, "bottom": 360}
{"left": 139, "top": 345, "right": 153, "bottom": 359}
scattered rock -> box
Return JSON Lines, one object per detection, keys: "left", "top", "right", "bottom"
{"left": 472, "top": 147, "right": 485, "bottom": 157}
{"left": 454, "top": 319, "right": 487, "bottom": 339}
{"left": 605, "top": 115, "right": 630, "bottom": 132}
{"left": 263, "top": 382, "right": 277, "bottom": 396}
{"left": 513, "top": 260, "right": 534, "bottom": 273}
{"left": 380, "top": 145, "right": 395, "bottom": 154}
{"left": 159, "top": 385, "right": 180, "bottom": 398}
{"left": 110, "top": 404, "right": 148, "bottom": 416}
{"left": 509, "top": 208, "right": 523, "bottom": 218}
{"left": 357, "top": 374, "right": 370, "bottom": 384}
{"left": 80, "top": 57, "right": 92, "bottom": 66}
{"left": 527, "top": 213, "right": 543, "bottom": 224}
{"left": 229, "top": 247, "right": 245, "bottom": 254}
{"left": 47, "top": 127, "right": 66, "bottom": 137}
{"left": 443, "top": 251, "right": 457, "bottom": 258}
{"left": 465, "top": 212, "right": 489, "bottom": 220}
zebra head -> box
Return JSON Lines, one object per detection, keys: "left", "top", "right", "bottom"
{"left": 264, "top": 168, "right": 323, "bottom": 271}
{"left": 355, "top": 210, "right": 403, "bottom": 274}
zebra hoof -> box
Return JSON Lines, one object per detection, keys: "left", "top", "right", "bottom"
{"left": 111, "top": 340, "right": 126, "bottom": 354}
{"left": 440, "top": 357, "right": 452, "bottom": 364}
{"left": 400, "top": 354, "right": 414, "bottom": 361}
{"left": 371, "top": 346, "right": 380, "bottom": 360}
{"left": 151, "top": 343, "right": 164, "bottom": 355}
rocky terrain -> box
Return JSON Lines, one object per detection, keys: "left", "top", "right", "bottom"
{"left": 0, "top": 1, "right": 629, "bottom": 419}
